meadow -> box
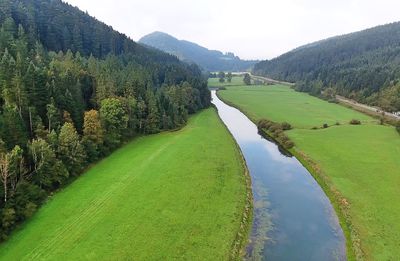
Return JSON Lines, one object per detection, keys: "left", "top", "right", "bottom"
{"left": 0, "top": 109, "right": 248, "bottom": 260}
{"left": 215, "top": 84, "right": 373, "bottom": 128}
{"left": 215, "top": 79, "right": 400, "bottom": 260}
{"left": 208, "top": 76, "right": 244, "bottom": 88}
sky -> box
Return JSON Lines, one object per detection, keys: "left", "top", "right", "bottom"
{"left": 64, "top": 0, "right": 400, "bottom": 60}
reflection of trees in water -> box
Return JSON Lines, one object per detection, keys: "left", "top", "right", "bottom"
{"left": 257, "top": 129, "right": 293, "bottom": 158}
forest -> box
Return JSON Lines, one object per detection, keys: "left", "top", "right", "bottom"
{"left": 0, "top": 0, "right": 209, "bottom": 240}
{"left": 139, "top": 32, "right": 257, "bottom": 72}
{"left": 253, "top": 22, "right": 400, "bottom": 112}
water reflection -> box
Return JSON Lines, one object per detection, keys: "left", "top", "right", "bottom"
{"left": 211, "top": 91, "right": 346, "bottom": 261}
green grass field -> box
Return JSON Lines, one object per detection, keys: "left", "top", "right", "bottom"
{"left": 0, "top": 108, "right": 248, "bottom": 260}
{"left": 208, "top": 76, "right": 244, "bottom": 87}
{"left": 216, "top": 80, "right": 400, "bottom": 260}
{"left": 218, "top": 85, "right": 373, "bottom": 128}
{"left": 289, "top": 125, "right": 400, "bottom": 261}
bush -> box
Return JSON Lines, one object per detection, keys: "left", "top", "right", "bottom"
{"left": 335, "top": 122, "right": 340, "bottom": 126}
{"left": 278, "top": 133, "right": 289, "bottom": 142}
{"left": 283, "top": 140, "right": 295, "bottom": 149}
{"left": 257, "top": 119, "right": 271, "bottom": 129}
{"left": 350, "top": 119, "right": 361, "bottom": 125}
{"left": 269, "top": 124, "right": 282, "bottom": 133}
{"left": 281, "top": 122, "right": 292, "bottom": 130}
{"left": 396, "top": 121, "right": 400, "bottom": 134}
{"left": 257, "top": 118, "right": 294, "bottom": 149}
{"left": 323, "top": 123, "right": 328, "bottom": 128}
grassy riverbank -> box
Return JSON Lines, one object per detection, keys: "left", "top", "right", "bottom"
{"left": 0, "top": 108, "right": 249, "bottom": 260}
{"left": 214, "top": 80, "right": 400, "bottom": 260}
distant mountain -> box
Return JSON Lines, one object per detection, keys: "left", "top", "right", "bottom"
{"left": 139, "top": 32, "right": 257, "bottom": 72}
{"left": 253, "top": 22, "right": 400, "bottom": 111}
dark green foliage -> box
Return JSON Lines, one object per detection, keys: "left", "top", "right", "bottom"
{"left": 100, "top": 98, "right": 128, "bottom": 147}
{"left": 139, "top": 32, "right": 257, "bottom": 72}
{"left": 226, "top": 72, "right": 232, "bottom": 83}
{"left": 350, "top": 119, "right": 361, "bottom": 125}
{"left": 257, "top": 119, "right": 294, "bottom": 149}
{"left": 281, "top": 122, "right": 292, "bottom": 130}
{"left": 323, "top": 123, "right": 328, "bottom": 128}
{"left": 0, "top": 0, "right": 209, "bottom": 241}
{"left": 253, "top": 22, "right": 400, "bottom": 111}
{"left": 57, "top": 123, "right": 86, "bottom": 176}
{"left": 396, "top": 121, "right": 400, "bottom": 134}
{"left": 29, "top": 138, "right": 68, "bottom": 189}
{"left": 243, "top": 73, "right": 251, "bottom": 85}
{"left": 218, "top": 71, "right": 225, "bottom": 83}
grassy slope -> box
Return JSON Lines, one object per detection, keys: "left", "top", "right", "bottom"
{"left": 217, "top": 81, "right": 400, "bottom": 260}
{"left": 217, "top": 85, "right": 373, "bottom": 128}
{"left": 0, "top": 109, "right": 247, "bottom": 260}
{"left": 289, "top": 125, "right": 400, "bottom": 261}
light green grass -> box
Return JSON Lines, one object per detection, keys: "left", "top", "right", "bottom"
{"left": 216, "top": 81, "right": 400, "bottom": 260}
{"left": 0, "top": 108, "right": 247, "bottom": 260}
{"left": 218, "top": 85, "right": 374, "bottom": 128}
{"left": 208, "top": 76, "right": 244, "bottom": 87}
{"left": 289, "top": 125, "right": 400, "bottom": 261}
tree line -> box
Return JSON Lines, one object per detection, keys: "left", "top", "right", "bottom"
{"left": 0, "top": 0, "right": 210, "bottom": 240}
{"left": 253, "top": 22, "right": 400, "bottom": 112}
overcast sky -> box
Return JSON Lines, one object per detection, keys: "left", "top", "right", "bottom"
{"left": 64, "top": 0, "right": 400, "bottom": 60}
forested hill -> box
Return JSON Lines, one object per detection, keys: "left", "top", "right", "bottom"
{"left": 139, "top": 31, "right": 257, "bottom": 72}
{"left": 0, "top": 0, "right": 209, "bottom": 240}
{"left": 253, "top": 22, "right": 400, "bottom": 112}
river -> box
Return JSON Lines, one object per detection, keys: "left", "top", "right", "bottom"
{"left": 211, "top": 91, "right": 346, "bottom": 261}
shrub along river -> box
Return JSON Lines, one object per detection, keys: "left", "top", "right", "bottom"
{"left": 211, "top": 91, "right": 346, "bottom": 261}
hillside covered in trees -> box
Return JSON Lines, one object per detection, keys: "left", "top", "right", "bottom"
{"left": 0, "top": 0, "right": 209, "bottom": 240}
{"left": 139, "top": 32, "right": 257, "bottom": 72}
{"left": 253, "top": 22, "right": 400, "bottom": 112}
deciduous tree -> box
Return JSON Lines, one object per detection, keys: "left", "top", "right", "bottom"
{"left": 83, "top": 110, "right": 104, "bottom": 161}
{"left": 100, "top": 98, "right": 128, "bottom": 148}
{"left": 58, "top": 123, "right": 86, "bottom": 175}
{"left": 244, "top": 73, "right": 251, "bottom": 85}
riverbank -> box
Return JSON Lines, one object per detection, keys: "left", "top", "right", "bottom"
{"left": 211, "top": 105, "right": 254, "bottom": 260}
{"left": 0, "top": 109, "right": 249, "bottom": 260}
{"left": 216, "top": 83, "right": 400, "bottom": 260}
{"left": 215, "top": 90, "right": 356, "bottom": 260}
{"left": 213, "top": 90, "right": 345, "bottom": 260}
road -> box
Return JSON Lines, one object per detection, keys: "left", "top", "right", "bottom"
{"left": 336, "top": 95, "right": 400, "bottom": 120}
{"left": 235, "top": 72, "right": 399, "bottom": 120}
{"left": 249, "top": 73, "right": 295, "bottom": 86}
{"left": 232, "top": 72, "right": 295, "bottom": 86}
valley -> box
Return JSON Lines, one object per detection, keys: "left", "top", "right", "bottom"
{"left": 0, "top": 109, "right": 249, "bottom": 260}
{"left": 1, "top": 1, "right": 400, "bottom": 260}
{"left": 213, "top": 77, "right": 400, "bottom": 260}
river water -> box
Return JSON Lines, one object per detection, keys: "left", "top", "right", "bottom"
{"left": 211, "top": 91, "right": 346, "bottom": 261}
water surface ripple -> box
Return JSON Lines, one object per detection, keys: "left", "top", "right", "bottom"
{"left": 211, "top": 91, "right": 346, "bottom": 261}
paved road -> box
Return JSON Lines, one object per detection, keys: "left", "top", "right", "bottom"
{"left": 237, "top": 72, "right": 399, "bottom": 120}
{"left": 232, "top": 72, "right": 295, "bottom": 86}
{"left": 336, "top": 95, "right": 400, "bottom": 120}
{"left": 249, "top": 73, "right": 295, "bottom": 86}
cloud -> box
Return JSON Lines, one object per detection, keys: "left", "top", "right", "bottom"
{"left": 64, "top": 0, "right": 400, "bottom": 60}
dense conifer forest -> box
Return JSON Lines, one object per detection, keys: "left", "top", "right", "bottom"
{"left": 139, "top": 32, "right": 257, "bottom": 72}
{"left": 0, "top": 0, "right": 209, "bottom": 240}
{"left": 253, "top": 22, "right": 400, "bottom": 112}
